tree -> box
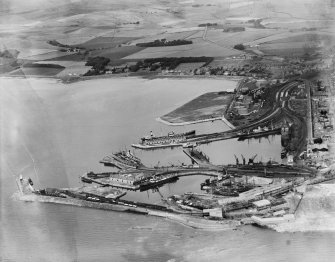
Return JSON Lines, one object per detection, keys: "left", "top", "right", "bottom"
{"left": 234, "top": 44, "right": 245, "bottom": 51}
{"left": 85, "top": 56, "right": 110, "bottom": 72}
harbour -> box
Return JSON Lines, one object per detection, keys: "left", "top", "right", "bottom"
{"left": 3, "top": 0, "right": 335, "bottom": 260}
{"left": 3, "top": 76, "right": 335, "bottom": 262}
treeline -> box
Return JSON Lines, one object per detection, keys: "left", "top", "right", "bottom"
{"left": 47, "top": 40, "right": 83, "bottom": 50}
{"left": 129, "top": 56, "right": 213, "bottom": 72}
{"left": 223, "top": 27, "right": 245, "bottom": 32}
{"left": 23, "top": 63, "right": 65, "bottom": 69}
{"left": 234, "top": 44, "right": 245, "bottom": 51}
{"left": 84, "top": 56, "right": 110, "bottom": 76}
{"left": 198, "top": 23, "right": 217, "bottom": 27}
{"left": 136, "top": 39, "right": 192, "bottom": 47}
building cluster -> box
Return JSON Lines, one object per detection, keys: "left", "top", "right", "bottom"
{"left": 105, "top": 63, "right": 133, "bottom": 74}
{"left": 307, "top": 78, "right": 335, "bottom": 167}
{"left": 161, "top": 61, "right": 270, "bottom": 78}
{"left": 227, "top": 79, "right": 267, "bottom": 122}
{"left": 170, "top": 180, "right": 295, "bottom": 219}
{"left": 85, "top": 171, "right": 146, "bottom": 188}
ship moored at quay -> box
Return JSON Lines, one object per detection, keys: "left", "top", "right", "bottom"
{"left": 131, "top": 127, "right": 283, "bottom": 150}
{"left": 131, "top": 130, "right": 196, "bottom": 149}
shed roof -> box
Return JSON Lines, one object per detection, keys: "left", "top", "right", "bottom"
{"left": 252, "top": 199, "right": 271, "bottom": 208}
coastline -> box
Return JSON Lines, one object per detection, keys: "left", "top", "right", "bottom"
{"left": 156, "top": 115, "right": 235, "bottom": 129}
{"left": 1, "top": 72, "right": 243, "bottom": 84}
{"left": 156, "top": 116, "right": 223, "bottom": 126}
{"left": 16, "top": 193, "right": 239, "bottom": 231}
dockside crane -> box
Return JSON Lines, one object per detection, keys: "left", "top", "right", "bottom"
{"left": 248, "top": 154, "right": 258, "bottom": 165}
{"left": 234, "top": 154, "right": 239, "bottom": 166}
{"left": 241, "top": 154, "right": 246, "bottom": 165}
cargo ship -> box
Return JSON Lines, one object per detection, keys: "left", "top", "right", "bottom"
{"left": 131, "top": 130, "right": 196, "bottom": 150}
{"left": 100, "top": 150, "right": 144, "bottom": 169}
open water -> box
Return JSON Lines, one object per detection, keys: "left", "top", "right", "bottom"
{"left": 1, "top": 77, "right": 334, "bottom": 262}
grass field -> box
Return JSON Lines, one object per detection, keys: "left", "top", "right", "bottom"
{"left": 174, "top": 62, "right": 205, "bottom": 72}
{"left": 244, "top": 31, "right": 333, "bottom": 46}
{"left": 123, "top": 39, "right": 242, "bottom": 59}
{"left": 259, "top": 47, "right": 319, "bottom": 57}
{"left": 32, "top": 61, "right": 90, "bottom": 77}
{"left": 161, "top": 91, "right": 234, "bottom": 123}
{"left": 77, "top": 37, "right": 138, "bottom": 49}
{"left": 56, "top": 64, "right": 90, "bottom": 77}
{"left": 1, "top": 0, "right": 331, "bottom": 80}
{"left": 205, "top": 28, "right": 283, "bottom": 47}
{"left": 88, "top": 46, "right": 145, "bottom": 60}
{"left": 260, "top": 42, "right": 318, "bottom": 50}
{"left": 208, "top": 58, "right": 248, "bottom": 68}
{"left": 44, "top": 53, "right": 86, "bottom": 62}
{"left": 130, "top": 30, "right": 201, "bottom": 45}
{"left": 264, "top": 33, "right": 333, "bottom": 44}
{"left": 22, "top": 51, "right": 71, "bottom": 61}
{"left": 8, "top": 66, "right": 64, "bottom": 76}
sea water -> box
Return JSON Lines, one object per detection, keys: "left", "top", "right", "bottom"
{"left": 1, "top": 77, "right": 334, "bottom": 262}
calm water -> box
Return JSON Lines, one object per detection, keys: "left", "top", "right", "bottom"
{"left": 1, "top": 77, "right": 335, "bottom": 262}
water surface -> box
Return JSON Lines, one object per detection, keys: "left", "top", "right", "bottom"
{"left": 1, "top": 77, "right": 333, "bottom": 262}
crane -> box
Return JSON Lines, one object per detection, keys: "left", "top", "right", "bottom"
{"left": 234, "top": 154, "right": 239, "bottom": 165}
{"left": 248, "top": 154, "right": 258, "bottom": 165}
{"left": 241, "top": 154, "right": 246, "bottom": 165}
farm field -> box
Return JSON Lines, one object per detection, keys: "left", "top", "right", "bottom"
{"left": 56, "top": 63, "right": 90, "bottom": 78}
{"left": 22, "top": 51, "right": 73, "bottom": 61}
{"left": 1, "top": 0, "right": 331, "bottom": 80}
{"left": 209, "top": 58, "right": 248, "bottom": 68}
{"left": 185, "top": 30, "right": 205, "bottom": 40}
{"left": 32, "top": 60, "right": 90, "bottom": 77}
{"left": 130, "top": 30, "right": 201, "bottom": 45}
{"left": 8, "top": 66, "right": 64, "bottom": 77}
{"left": 263, "top": 33, "right": 335, "bottom": 46}
{"left": 260, "top": 42, "right": 318, "bottom": 51}
{"left": 262, "top": 16, "right": 332, "bottom": 29}
{"left": 244, "top": 31, "right": 333, "bottom": 46}
{"left": 55, "top": 36, "right": 97, "bottom": 46}
{"left": 89, "top": 46, "right": 145, "bottom": 60}
{"left": 124, "top": 39, "right": 242, "bottom": 59}
{"left": 259, "top": 47, "right": 318, "bottom": 57}
{"left": 161, "top": 91, "right": 234, "bottom": 124}
{"left": 205, "top": 28, "right": 283, "bottom": 47}
{"left": 44, "top": 53, "right": 86, "bottom": 62}
{"left": 174, "top": 62, "right": 205, "bottom": 72}
{"left": 16, "top": 49, "right": 58, "bottom": 59}
{"left": 77, "top": 37, "right": 138, "bottom": 49}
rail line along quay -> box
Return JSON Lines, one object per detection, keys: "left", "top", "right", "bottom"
{"left": 18, "top": 137, "right": 332, "bottom": 232}
{"left": 132, "top": 80, "right": 309, "bottom": 160}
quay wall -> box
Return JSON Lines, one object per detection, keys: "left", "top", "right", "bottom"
{"left": 18, "top": 193, "right": 239, "bottom": 230}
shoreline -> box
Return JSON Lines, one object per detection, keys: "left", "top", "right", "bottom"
{"left": 1, "top": 72, "right": 243, "bottom": 84}
{"left": 157, "top": 115, "right": 235, "bottom": 129}
{"left": 16, "top": 193, "right": 239, "bottom": 231}
{"left": 156, "top": 116, "right": 223, "bottom": 126}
